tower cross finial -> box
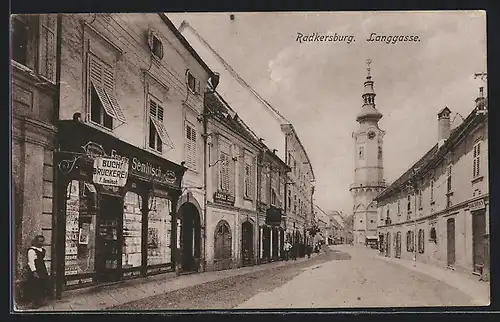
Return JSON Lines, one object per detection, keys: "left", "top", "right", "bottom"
{"left": 366, "top": 58, "right": 372, "bottom": 77}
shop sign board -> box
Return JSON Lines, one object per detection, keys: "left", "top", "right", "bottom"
{"left": 214, "top": 191, "right": 235, "bottom": 206}
{"left": 469, "top": 199, "right": 486, "bottom": 212}
{"left": 93, "top": 156, "right": 129, "bottom": 187}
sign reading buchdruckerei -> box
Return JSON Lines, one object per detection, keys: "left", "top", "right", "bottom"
{"left": 93, "top": 157, "right": 129, "bottom": 187}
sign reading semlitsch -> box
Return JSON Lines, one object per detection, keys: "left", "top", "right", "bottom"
{"left": 93, "top": 157, "right": 129, "bottom": 187}
{"left": 468, "top": 199, "right": 486, "bottom": 212}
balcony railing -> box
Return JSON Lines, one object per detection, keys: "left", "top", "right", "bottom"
{"left": 349, "top": 180, "right": 387, "bottom": 190}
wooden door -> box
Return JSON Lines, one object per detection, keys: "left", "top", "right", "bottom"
{"left": 214, "top": 221, "right": 232, "bottom": 271}
{"left": 473, "top": 211, "right": 486, "bottom": 273}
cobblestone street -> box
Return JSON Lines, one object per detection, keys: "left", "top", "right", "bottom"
{"left": 108, "top": 245, "right": 488, "bottom": 310}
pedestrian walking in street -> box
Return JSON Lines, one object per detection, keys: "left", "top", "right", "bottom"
{"left": 284, "top": 240, "right": 292, "bottom": 261}
{"left": 25, "top": 235, "right": 50, "bottom": 308}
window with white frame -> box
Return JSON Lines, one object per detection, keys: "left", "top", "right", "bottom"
{"left": 147, "top": 29, "right": 164, "bottom": 60}
{"left": 261, "top": 170, "right": 268, "bottom": 204}
{"left": 418, "top": 190, "right": 423, "bottom": 210}
{"left": 473, "top": 141, "right": 481, "bottom": 178}
{"left": 218, "top": 140, "right": 231, "bottom": 193}
{"left": 88, "top": 54, "right": 127, "bottom": 129}
{"left": 244, "top": 154, "right": 253, "bottom": 200}
{"left": 397, "top": 200, "right": 401, "bottom": 215}
{"left": 185, "top": 122, "right": 197, "bottom": 170}
{"left": 186, "top": 71, "right": 200, "bottom": 94}
{"left": 271, "top": 188, "right": 277, "bottom": 206}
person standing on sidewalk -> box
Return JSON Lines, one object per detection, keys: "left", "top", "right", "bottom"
{"left": 25, "top": 235, "right": 50, "bottom": 308}
{"left": 283, "top": 240, "right": 292, "bottom": 261}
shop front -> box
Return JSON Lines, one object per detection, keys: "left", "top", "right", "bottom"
{"left": 54, "top": 120, "right": 187, "bottom": 298}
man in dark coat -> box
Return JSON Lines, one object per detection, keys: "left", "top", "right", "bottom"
{"left": 25, "top": 235, "right": 50, "bottom": 308}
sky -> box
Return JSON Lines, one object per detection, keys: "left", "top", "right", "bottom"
{"left": 168, "top": 11, "right": 487, "bottom": 216}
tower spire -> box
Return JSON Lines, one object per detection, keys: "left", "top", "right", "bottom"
{"left": 366, "top": 58, "right": 372, "bottom": 78}
{"left": 357, "top": 59, "right": 382, "bottom": 123}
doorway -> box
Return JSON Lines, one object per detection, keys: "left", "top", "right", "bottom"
{"left": 179, "top": 203, "right": 201, "bottom": 273}
{"left": 472, "top": 211, "right": 486, "bottom": 274}
{"left": 447, "top": 218, "right": 456, "bottom": 267}
{"left": 214, "top": 220, "right": 232, "bottom": 271}
{"left": 241, "top": 221, "right": 254, "bottom": 266}
{"left": 96, "top": 194, "right": 122, "bottom": 283}
{"left": 262, "top": 226, "right": 271, "bottom": 262}
{"left": 395, "top": 231, "right": 401, "bottom": 258}
{"left": 386, "top": 232, "right": 391, "bottom": 257}
{"left": 272, "top": 228, "right": 279, "bottom": 260}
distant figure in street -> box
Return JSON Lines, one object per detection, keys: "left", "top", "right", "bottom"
{"left": 283, "top": 241, "right": 292, "bottom": 261}
{"left": 25, "top": 235, "right": 50, "bottom": 308}
{"left": 291, "top": 242, "right": 298, "bottom": 260}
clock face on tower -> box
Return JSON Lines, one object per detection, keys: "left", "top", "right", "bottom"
{"left": 367, "top": 131, "right": 376, "bottom": 140}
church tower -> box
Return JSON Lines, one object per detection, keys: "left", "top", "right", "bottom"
{"left": 350, "top": 59, "right": 387, "bottom": 245}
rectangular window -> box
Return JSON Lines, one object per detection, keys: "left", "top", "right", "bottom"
{"left": 261, "top": 171, "right": 268, "bottom": 204}
{"left": 359, "top": 147, "right": 365, "bottom": 160}
{"left": 218, "top": 141, "right": 231, "bottom": 193}
{"left": 287, "top": 190, "right": 291, "bottom": 208}
{"left": 407, "top": 195, "right": 411, "bottom": 213}
{"left": 187, "top": 71, "right": 200, "bottom": 94}
{"left": 11, "top": 15, "right": 31, "bottom": 67}
{"left": 473, "top": 142, "right": 481, "bottom": 178}
{"left": 418, "top": 190, "right": 423, "bottom": 210}
{"left": 38, "top": 14, "right": 57, "bottom": 81}
{"left": 244, "top": 157, "right": 253, "bottom": 200}
{"left": 418, "top": 229, "right": 425, "bottom": 254}
{"left": 88, "top": 54, "right": 127, "bottom": 129}
{"left": 64, "top": 180, "right": 97, "bottom": 277}
{"left": 397, "top": 200, "right": 401, "bottom": 215}
{"left": 185, "top": 123, "right": 197, "bottom": 170}
{"left": 446, "top": 165, "right": 452, "bottom": 207}
{"left": 147, "top": 196, "right": 172, "bottom": 266}
{"left": 271, "top": 188, "right": 277, "bottom": 205}
{"left": 430, "top": 179, "right": 435, "bottom": 203}
{"left": 149, "top": 99, "right": 163, "bottom": 152}
{"left": 122, "top": 191, "right": 143, "bottom": 269}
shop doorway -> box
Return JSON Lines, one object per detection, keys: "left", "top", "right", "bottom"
{"left": 214, "top": 220, "right": 232, "bottom": 271}
{"left": 472, "top": 211, "right": 486, "bottom": 274}
{"left": 271, "top": 228, "right": 279, "bottom": 260}
{"left": 262, "top": 226, "right": 271, "bottom": 262}
{"left": 241, "top": 221, "right": 254, "bottom": 266}
{"left": 96, "top": 194, "right": 122, "bottom": 283}
{"left": 279, "top": 228, "right": 285, "bottom": 259}
{"left": 179, "top": 203, "right": 201, "bottom": 273}
{"left": 386, "top": 232, "right": 391, "bottom": 257}
{"left": 447, "top": 218, "right": 456, "bottom": 267}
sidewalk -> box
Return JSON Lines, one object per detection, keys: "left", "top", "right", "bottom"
{"left": 15, "top": 254, "right": 318, "bottom": 312}
{"left": 335, "top": 244, "right": 490, "bottom": 306}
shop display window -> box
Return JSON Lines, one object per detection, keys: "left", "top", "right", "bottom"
{"left": 64, "top": 180, "right": 97, "bottom": 276}
{"left": 122, "top": 191, "right": 143, "bottom": 269}
{"left": 147, "top": 195, "right": 172, "bottom": 266}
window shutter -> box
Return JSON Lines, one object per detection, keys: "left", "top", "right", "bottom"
{"left": 38, "top": 14, "right": 57, "bottom": 81}
{"left": 157, "top": 105, "right": 164, "bottom": 122}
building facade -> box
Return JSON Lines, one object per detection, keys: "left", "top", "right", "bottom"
{"left": 376, "top": 89, "right": 489, "bottom": 279}
{"left": 282, "top": 124, "right": 316, "bottom": 258}
{"left": 52, "top": 13, "right": 217, "bottom": 297}
{"left": 11, "top": 14, "right": 60, "bottom": 301}
{"left": 350, "top": 62, "right": 387, "bottom": 245}
{"left": 204, "top": 91, "right": 262, "bottom": 271}
{"left": 257, "top": 147, "right": 291, "bottom": 263}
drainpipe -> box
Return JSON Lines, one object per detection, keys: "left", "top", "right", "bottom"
{"left": 202, "top": 91, "right": 209, "bottom": 272}
{"left": 53, "top": 13, "right": 63, "bottom": 300}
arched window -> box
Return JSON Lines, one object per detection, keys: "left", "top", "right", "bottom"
{"left": 418, "top": 229, "right": 425, "bottom": 253}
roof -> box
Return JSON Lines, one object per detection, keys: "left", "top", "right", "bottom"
{"left": 158, "top": 14, "right": 215, "bottom": 80}
{"left": 375, "top": 105, "right": 487, "bottom": 202}
{"left": 205, "top": 91, "right": 262, "bottom": 148}
{"left": 281, "top": 123, "right": 316, "bottom": 180}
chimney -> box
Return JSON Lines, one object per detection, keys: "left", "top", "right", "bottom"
{"left": 437, "top": 107, "right": 451, "bottom": 148}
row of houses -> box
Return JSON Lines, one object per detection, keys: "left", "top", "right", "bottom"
{"left": 11, "top": 13, "right": 316, "bottom": 301}
{"left": 375, "top": 90, "right": 489, "bottom": 280}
